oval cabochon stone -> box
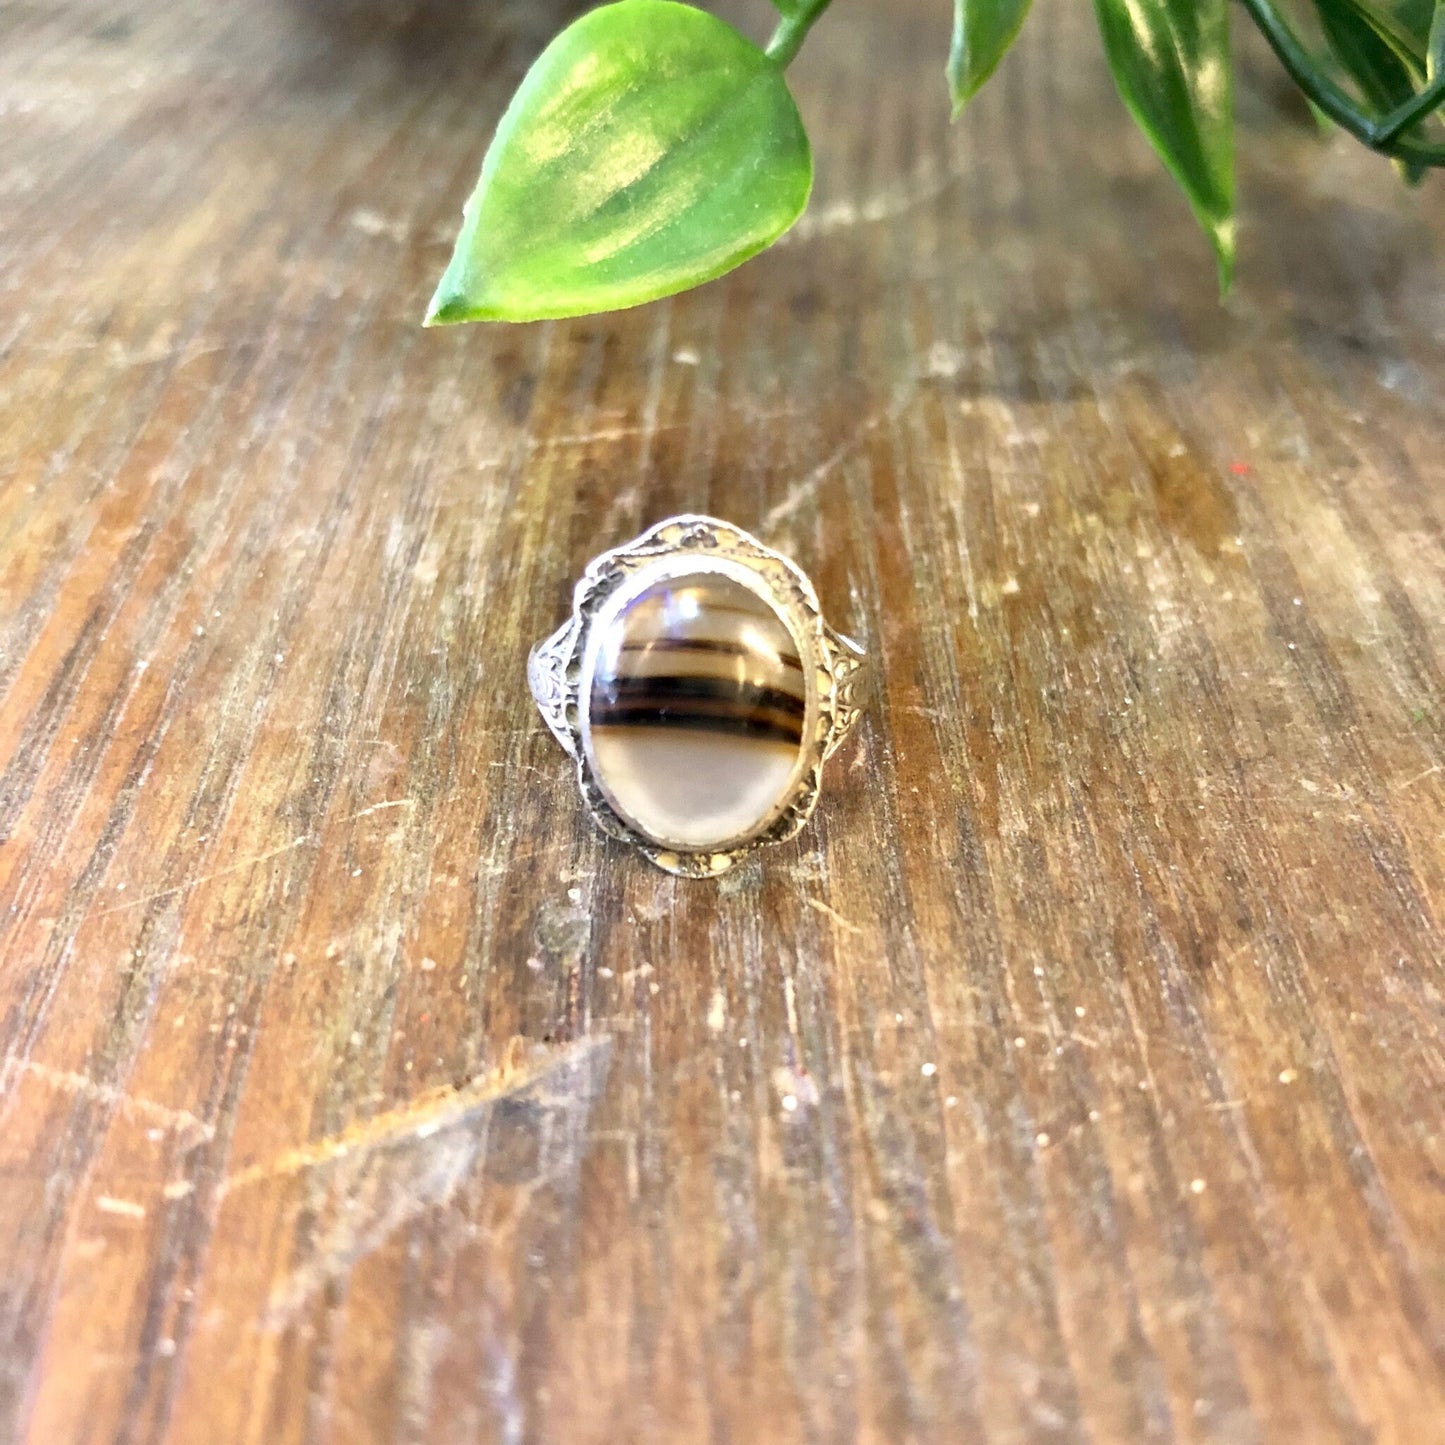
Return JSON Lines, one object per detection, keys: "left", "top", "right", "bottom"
{"left": 585, "top": 568, "right": 809, "bottom": 850}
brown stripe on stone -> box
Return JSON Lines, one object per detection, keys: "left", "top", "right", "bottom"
{"left": 591, "top": 676, "right": 805, "bottom": 745}
{"left": 618, "top": 637, "right": 804, "bottom": 671}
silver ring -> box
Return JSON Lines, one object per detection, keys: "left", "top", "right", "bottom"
{"left": 529, "top": 515, "right": 867, "bottom": 877}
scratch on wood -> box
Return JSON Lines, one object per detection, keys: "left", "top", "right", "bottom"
{"left": 90, "top": 834, "right": 315, "bottom": 917}
{"left": 255, "top": 1035, "right": 613, "bottom": 1325}
{"left": 88, "top": 803, "right": 412, "bottom": 918}
{"left": 5, "top": 1060, "right": 214, "bottom": 1143}
{"left": 95, "top": 1195, "right": 147, "bottom": 1220}
{"left": 806, "top": 897, "right": 864, "bottom": 936}
{"left": 1391, "top": 763, "right": 1440, "bottom": 794}
{"left": 762, "top": 393, "right": 912, "bottom": 532}
{"left": 223, "top": 1034, "right": 610, "bottom": 1197}
{"left": 344, "top": 798, "right": 416, "bottom": 820}
{"left": 519, "top": 408, "right": 803, "bottom": 451}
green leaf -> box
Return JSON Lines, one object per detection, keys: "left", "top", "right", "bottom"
{"left": 1353, "top": 0, "right": 1434, "bottom": 65}
{"left": 948, "top": 0, "right": 1034, "bottom": 114}
{"left": 1315, "top": 0, "right": 1430, "bottom": 175}
{"left": 1431, "top": 2, "right": 1445, "bottom": 80}
{"left": 1093, "top": 0, "right": 1235, "bottom": 287}
{"left": 426, "top": 0, "right": 812, "bottom": 325}
{"left": 1316, "top": 0, "right": 1425, "bottom": 95}
{"left": 1394, "top": 0, "right": 1438, "bottom": 41}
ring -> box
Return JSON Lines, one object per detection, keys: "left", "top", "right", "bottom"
{"left": 528, "top": 515, "right": 867, "bottom": 876}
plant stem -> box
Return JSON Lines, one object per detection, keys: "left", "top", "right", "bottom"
{"left": 1239, "top": 0, "right": 1445, "bottom": 164}
{"left": 765, "top": 0, "right": 834, "bottom": 68}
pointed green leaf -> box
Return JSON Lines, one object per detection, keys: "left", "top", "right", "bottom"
{"left": 1315, "top": 0, "right": 1431, "bottom": 176}
{"left": 1431, "top": 2, "right": 1445, "bottom": 80}
{"left": 426, "top": 0, "right": 812, "bottom": 325}
{"left": 1316, "top": 0, "right": 1425, "bottom": 94}
{"left": 1093, "top": 0, "right": 1235, "bottom": 288}
{"left": 949, "top": 0, "right": 1035, "bottom": 113}
{"left": 1346, "top": 0, "right": 1434, "bottom": 66}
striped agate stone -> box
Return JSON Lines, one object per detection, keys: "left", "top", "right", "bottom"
{"left": 584, "top": 569, "right": 809, "bottom": 850}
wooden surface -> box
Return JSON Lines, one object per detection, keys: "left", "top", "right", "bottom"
{"left": 2, "top": 0, "right": 1444, "bottom": 1440}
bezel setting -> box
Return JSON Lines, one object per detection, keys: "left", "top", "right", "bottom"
{"left": 528, "top": 516, "right": 866, "bottom": 877}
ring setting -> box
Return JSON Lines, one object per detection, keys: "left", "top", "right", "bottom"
{"left": 528, "top": 515, "right": 866, "bottom": 876}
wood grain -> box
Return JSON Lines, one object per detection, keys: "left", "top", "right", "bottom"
{"left": 2, "top": 0, "right": 1443, "bottom": 1440}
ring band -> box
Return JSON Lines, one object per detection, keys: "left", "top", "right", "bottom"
{"left": 528, "top": 515, "right": 866, "bottom": 876}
